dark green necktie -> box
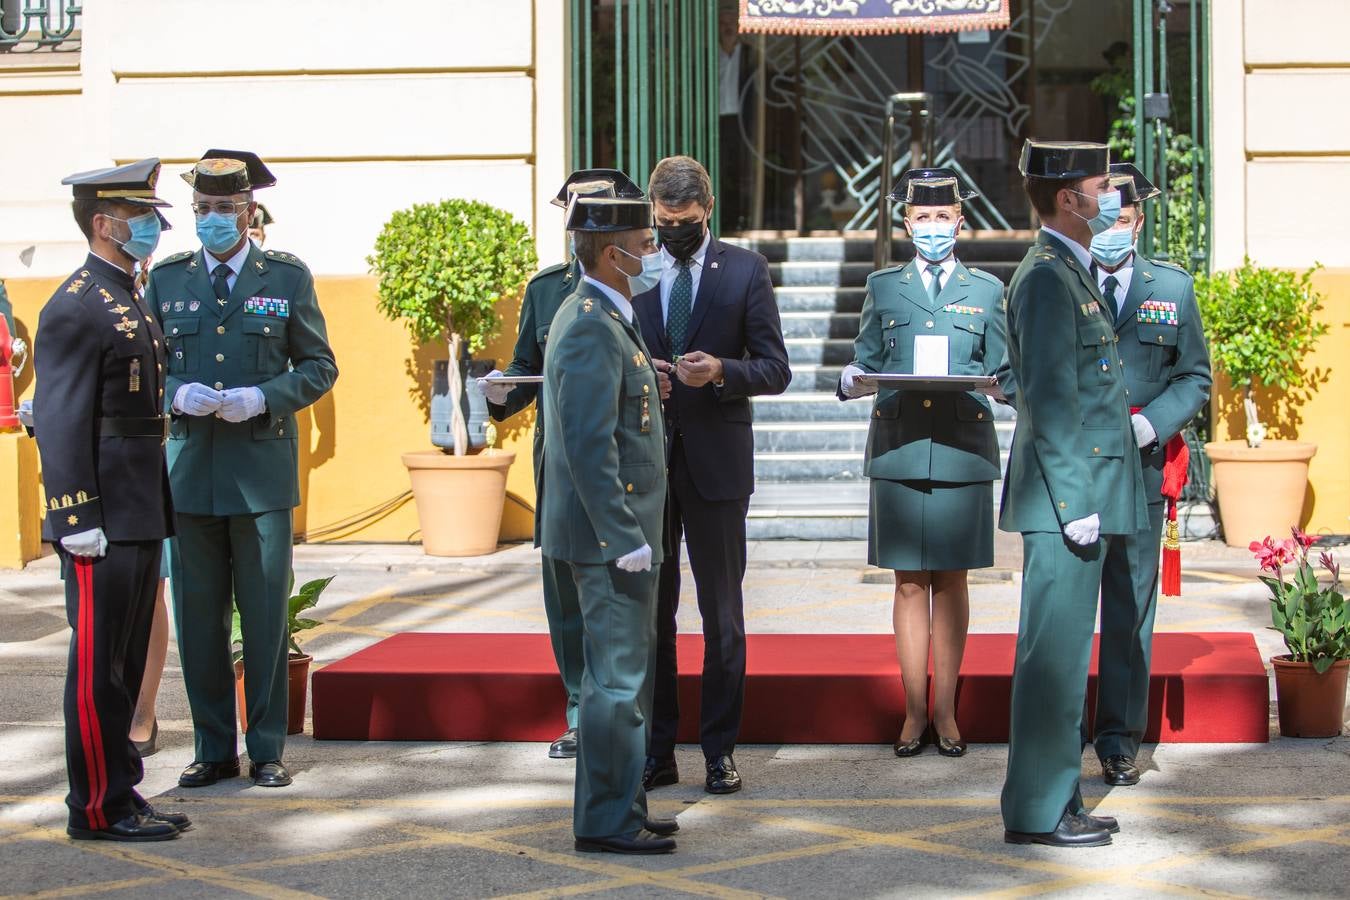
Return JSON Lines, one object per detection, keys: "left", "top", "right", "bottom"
{"left": 1103, "top": 274, "right": 1120, "bottom": 319}
{"left": 212, "top": 264, "right": 231, "bottom": 304}
{"left": 667, "top": 260, "right": 693, "bottom": 355}
{"left": 926, "top": 263, "right": 944, "bottom": 304}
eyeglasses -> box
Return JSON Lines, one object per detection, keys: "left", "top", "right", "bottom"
{"left": 190, "top": 200, "right": 250, "bottom": 216}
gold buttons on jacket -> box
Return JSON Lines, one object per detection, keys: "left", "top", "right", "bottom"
{"left": 1093, "top": 447, "right": 1100, "bottom": 454}
{"left": 217, "top": 325, "right": 226, "bottom": 335}
{"left": 875, "top": 409, "right": 881, "bottom": 417}
{"left": 1157, "top": 335, "right": 1164, "bottom": 343}
{"left": 626, "top": 483, "right": 634, "bottom": 493}
{"left": 925, "top": 320, "right": 935, "bottom": 329}
{"left": 977, "top": 412, "right": 984, "bottom": 420}
{"left": 599, "top": 541, "right": 608, "bottom": 548}
{"left": 1059, "top": 501, "right": 1068, "bottom": 509}
{"left": 642, "top": 384, "right": 650, "bottom": 394}
{"left": 172, "top": 326, "right": 180, "bottom": 334}
{"left": 264, "top": 326, "right": 271, "bottom": 334}
{"left": 278, "top": 427, "right": 285, "bottom": 436}
{"left": 215, "top": 353, "right": 224, "bottom": 362}
{"left": 214, "top": 382, "right": 224, "bottom": 390}
{"left": 923, "top": 399, "right": 932, "bottom": 408}
{"left": 888, "top": 319, "right": 895, "bottom": 326}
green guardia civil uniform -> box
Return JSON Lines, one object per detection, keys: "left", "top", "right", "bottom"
{"left": 1094, "top": 255, "right": 1210, "bottom": 761}
{"left": 998, "top": 230, "right": 1148, "bottom": 834}
{"left": 487, "top": 259, "right": 584, "bottom": 730}
{"left": 540, "top": 276, "right": 667, "bottom": 841}
{"left": 849, "top": 258, "right": 1009, "bottom": 571}
{"left": 147, "top": 241, "right": 337, "bottom": 764}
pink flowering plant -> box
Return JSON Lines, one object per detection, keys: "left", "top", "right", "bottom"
{"left": 1251, "top": 528, "right": 1348, "bottom": 674}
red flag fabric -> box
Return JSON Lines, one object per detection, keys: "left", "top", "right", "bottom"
{"left": 1133, "top": 408, "right": 1189, "bottom": 597}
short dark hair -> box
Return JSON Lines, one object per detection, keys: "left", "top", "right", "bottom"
{"left": 71, "top": 199, "right": 120, "bottom": 241}
{"left": 648, "top": 156, "right": 713, "bottom": 209}
{"left": 1024, "top": 175, "right": 1091, "bottom": 219}
{"left": 573, "top": 229, "right": 621, "bottom": 271}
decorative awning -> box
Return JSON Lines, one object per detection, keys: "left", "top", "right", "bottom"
{"left": 739, "top": 1, "right": 1011, "bottom": 36}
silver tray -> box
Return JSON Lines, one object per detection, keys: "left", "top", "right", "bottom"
{"left": 482, "top": 375, "right": 544, "bottom": 385}
{"left": 854, "top": 373, "right": 996, "bottom": 392}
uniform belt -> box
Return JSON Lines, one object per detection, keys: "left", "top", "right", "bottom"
{"left": 97, "top": 416, "right": 169, "bottom": 439}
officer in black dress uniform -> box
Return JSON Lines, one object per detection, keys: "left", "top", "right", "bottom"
{"left": 33, "top": 160, "right": 190, "bottom": 842}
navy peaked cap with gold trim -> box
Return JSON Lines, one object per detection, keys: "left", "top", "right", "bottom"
{"left": 566, "top": 196, "right": 653, "bottom": 232}
{"left": 1019, "top": 140, "right": 1110, "bottom": 179}
{"left": 552, "top": 168, "right": 644, "bottom": 208}
{"left": 62, "top": 158, "right": 170, "bottom": 208}
{"left": 181, "top": 148, "right": 277, "bottom": 195}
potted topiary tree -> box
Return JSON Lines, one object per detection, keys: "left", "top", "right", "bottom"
{"left": 1195, "top": 259, "right": 1327, "bottom": 546}
{"left": 369, "top": 199, "right": 537, "bottom": 556}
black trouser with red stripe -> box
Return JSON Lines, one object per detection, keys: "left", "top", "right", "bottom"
{"left": 60, "top": 541, "right": 161, "bottom": 831}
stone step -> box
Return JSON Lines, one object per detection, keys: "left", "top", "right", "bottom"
{"left": 773, "top": 286, "right": 866, "bottom": 313}
{"left": 779, "top": 311, "right": 862, "bottom": 340}
{"left": 767, "top": 261, "right": 874, "bottom": 288}
{"left": 729, "top": 235, "right": 1036, "bottom": 264}
{"left": 754, "top": 421, "right": 868, "bottom": 452}
{"left": 785, "top": 365, "right": 844, "bottom": 393}
{"left": 785, "top": 338, "right": 857, "bottom": 365}
{"left": 751, "top": 392, "right": 872, "bottom": 422}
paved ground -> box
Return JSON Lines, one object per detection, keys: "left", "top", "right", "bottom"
{"left": 2, "top": 539, "right": 1348, "bottom": 899}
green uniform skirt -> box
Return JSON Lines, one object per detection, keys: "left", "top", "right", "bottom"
{"left": 868, "top": 478, "right": 994, "bottom": 572}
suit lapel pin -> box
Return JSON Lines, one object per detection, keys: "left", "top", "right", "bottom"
{"left": 710, "top": 261, "right": 719, "bottom": 269}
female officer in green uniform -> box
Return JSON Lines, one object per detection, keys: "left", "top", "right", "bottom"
{"left": 838, "top": 169, "right": 1010, "bottom": 758}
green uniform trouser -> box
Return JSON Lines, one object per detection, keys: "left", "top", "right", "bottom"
{"left": 569, "top": 561, "right": 659, "bottom": 841}
{"left": 541, "top": 554, "right": 584, "bottom": 730}
{"left": 1094, "top": 500, "right": 1166, "bottom": 761}
{"left": 171, "top": 509, "right": 293, "bottom": 764}
{"left": 1002, "top": 531, "right": 1121, "bottom": 834}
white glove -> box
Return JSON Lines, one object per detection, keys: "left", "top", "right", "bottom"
{"left": 840, "top": 364, "right": 875, "bottom": 399}
{"left": 615, "top": 543, "right": 653, "bottom": 573}
{"left": 1063, "top": 513, "right": 1101, "bottom": 547}
{"left": 219, "top": 386, "right": 266, "bottom": 423}
{"left": 173, "top": 383, "right": 224, "bottom": 416}
{"left": 1130, "top": 413, "right": 1157, "bottom": 449}
{"left": 477, "top": 369, "right": 513, "bottom": 406}
{"left": 10, "top": 336, "right": 26, "bottom": 358}
{"left": 61, "top": 527, "right": 108, "bottom": 559}
{"left": 17, "top": 399, "right": 33, "bottom": 429}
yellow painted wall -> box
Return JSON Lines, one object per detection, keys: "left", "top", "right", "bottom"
{"left": 1210, "top": 269, "right": 1350, "bottom": 534}
{"left": 0, "top": 274, "right": 539, "bottom": 566}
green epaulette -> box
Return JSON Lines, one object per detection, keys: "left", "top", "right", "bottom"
{"left": 153, "top": 250, "right": 195, "bottom": 269}
{"left": 966, "top": 266, "right": 1004, "bottom": 289}
{"left": 1141, "top": 256, "right": 1192, "bottom": 277}
{"left": 529, "top": 261, "right": 570, "bottom": 285}
{"left": 263, "top": 248, "right": 308, "bottom": 270}
{"left": 866, "top": 263, "right": 907, "bottom": 283}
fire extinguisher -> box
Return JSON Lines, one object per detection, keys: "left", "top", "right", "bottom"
{"left": 0, "top": 314, "right": 27, "bottom": 433}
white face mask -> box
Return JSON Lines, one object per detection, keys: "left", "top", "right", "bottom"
{"left": 615, "top": 246, "right": 663, "bottom": 295}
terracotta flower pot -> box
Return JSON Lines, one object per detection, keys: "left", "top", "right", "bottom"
{"left": 1271, "top": 655, "right": 1348, "bottom": 738}
{"left": 1204, "top": 440, "right": 1316, "bottom": 547}
{"left": 402, "top": 449, "right": 516, "bottom": 556}
{"left": 234, "top": 653, "right": 314, "bottom": 736}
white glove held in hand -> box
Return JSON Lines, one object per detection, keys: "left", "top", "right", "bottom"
{"left": 1130, "top": 413, "right": 1157, "bottom": 449}
{"left": 219, "top": 387, "right": 266, "bottom": 423}
{"left": 477, "top": 370, "right": 513, "bottom": 406}
{"left": 61, "top": 527, "right": 108, "bottom": 559}
{"left": 1063, "top": 514, "right": 1101, "bottom": 547}
{"left": 174, "top": 383, "right": 224, "bottom": 416}
{"left": 17, "top": 399, "right": 33, "bottom": 429}
{"left": 615, "top": 543, "right": 653, "bottom": 573}
{"left": 840, "top": 364, "right": 875, "bottom": 399}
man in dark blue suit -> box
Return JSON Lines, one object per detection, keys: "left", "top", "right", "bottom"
{"left": 634, "top": 156, "right": 790, "bottom": 794}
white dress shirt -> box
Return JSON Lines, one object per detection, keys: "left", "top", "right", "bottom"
{"left": 916, "top": 256, "right": 957, "bottom": 294}
{"left": 658, "top": 230, "right": 712, "bottom": 325}
{"left": 203, "top": 239, "right": 251, "bottom": 294}
{"left": 582, "top": 275, "right": 634, "bottom": 324}
{"left": 1095, "top": 255, "right": 1136, "bottom": 309}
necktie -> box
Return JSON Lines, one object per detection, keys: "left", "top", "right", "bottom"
{"left": 1103, "top": 275, "right": 1120, "bottom": 319}
{"left": 667, "top": 260, "right": 693, "bottom": 355}
{"left": 212, "top": 264, "right": 231, "bottom": 304}
{"left": 926, "top": 264, "right": 944, "bottom": 304}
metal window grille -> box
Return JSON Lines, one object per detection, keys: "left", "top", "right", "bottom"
{"left": 0, "top": 0, "right": 82, "bottom": 53}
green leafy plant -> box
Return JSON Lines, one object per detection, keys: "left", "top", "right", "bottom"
{"left": 1253, "top": 529, "right": 1348, "bottom": 674}
{"left": 1195, "top": 260, "right": 1327, "bottom": 447}
{"left": 231, "top": 573, "right": 335, "bottom": 664}
{"left": 368, "top": 199, "right": 537, "bottom": 455}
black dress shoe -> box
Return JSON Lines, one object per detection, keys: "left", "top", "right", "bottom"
{"left": 643, "top": 816, "right": 679, "bottom": 836}
{"left": 67, "top": 813, "right": 180, "bottom": 842}
{"left": 894, "top": 725, "right": 930, "bottom": 758}
{"left": 549, "top": 728, "right": 578, "bottom": 759}
{"left": 179, "top": 758, "right": 241, "bottom": 788}
{"left": 1005, "top": 810, "right": 1112, "bottom": 848}
{"left": 643, "top": 756, "right": 679, "bottom": 791}
{"left": 574, "top": 832, "right": 676, "bottom": 854}
{"left": 140, "top": 803, "right": 192, "bottom": 832}
{"left": 705, "top": 754, "right": 742, "bottom": 794}
{"left": 132, "top": 719, "right": 158, "bottom": 758}
{"left": 1083, "top": 813, "right": 1120, "bottom": 834}
{"left": 1102, "top": 755, "right": 1141, "bottom": 786}
{"left": 936, "top": 735, "right": 967, "bottom": 758}
{"left": 250, "top": 760, "right": 293, "bottom": 787}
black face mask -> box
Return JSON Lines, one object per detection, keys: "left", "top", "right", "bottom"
{"left": 657, "top": 219, "right": 706, "bottom": 262}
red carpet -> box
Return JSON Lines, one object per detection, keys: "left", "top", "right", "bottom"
{"left": 311, "top": 632, "right": 1269, "bottom": 743}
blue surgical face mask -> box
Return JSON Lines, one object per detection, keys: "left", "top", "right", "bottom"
{"left": 196, "top": 210, "right": 244, "bottom": 254}
{"left": 108, "top": 211, "right": 162, "bottom": 262}
{"left": 1089, "top": 224, "right": 1136, "bottom": 268}
{"left": 1070, "top": 188, "right": 1122, "bottom": 236}
{"left": 908, "top": 220, "right": 958, "bottom": 263}
{"left": 615, "top": 246, "right": 663, "bottom": 295}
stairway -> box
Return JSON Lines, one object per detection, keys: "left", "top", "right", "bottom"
{"left": 725, "top": 235, "right": 1029, "bottom": 540}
